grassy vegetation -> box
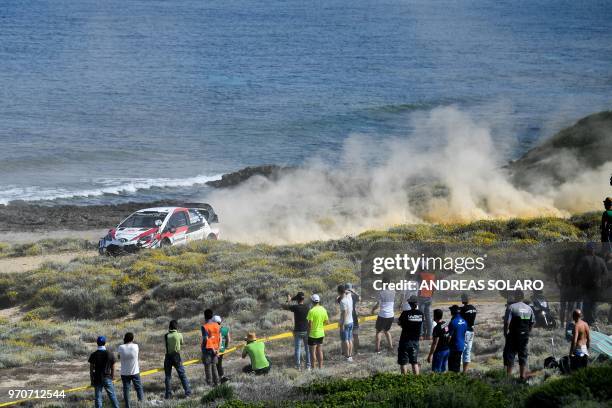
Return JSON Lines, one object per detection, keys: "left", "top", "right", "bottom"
{"left": 204, "top": 363, "right": 612, "bottom": 408}
{"left": 0, "top": 212, "right": 609, "bottom": 408}
{"left": 0, "top": 238, "right": 94, "bottom": 258}
{"left": 0, "top": 213, "right": 603, "bottom": 370}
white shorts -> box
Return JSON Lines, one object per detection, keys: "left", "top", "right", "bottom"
{"left": 463, "top": 330, "right": 474, "bottom": 363}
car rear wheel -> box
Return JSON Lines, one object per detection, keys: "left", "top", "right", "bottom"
{"left": 160, "top": 238, "right": 172, "bottom": 248}
{"left": 207, "top": 233, "right": 218, "bottom": 240}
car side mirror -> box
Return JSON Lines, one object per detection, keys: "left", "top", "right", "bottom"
{"left": 155, "top": 220, "right": 163, "bottom": 227}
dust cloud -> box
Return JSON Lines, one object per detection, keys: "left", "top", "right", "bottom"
{"left": 206, "top": 107, "right": 610, "bottom": 244}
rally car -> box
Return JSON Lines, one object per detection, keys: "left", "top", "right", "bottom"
{"left": 99, "top": 204, "right": 219, "bottom": 256}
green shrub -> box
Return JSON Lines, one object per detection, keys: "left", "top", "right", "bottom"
{"left": 23, "top": 306, "right": 56, "bottom": 321}
{"left": 526, "top": 364, "right": 612, "bottom": 408}
{"left": 303, "top": 372, "right": 509, "bottom": 408}
{"left": 134, "top": 298, "right": 165, "bottom": 318}
{"left": 201, "top": 384, "right": 234, "bottom": 404}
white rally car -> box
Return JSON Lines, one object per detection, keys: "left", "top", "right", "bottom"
{"left": 99, "top": 204, "right": 219, "bottom": 255}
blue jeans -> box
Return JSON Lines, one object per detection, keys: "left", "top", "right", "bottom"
{"left": 293, "top": 331, "right": 311, "bottom": 369}
{"left": 418, "top": 297, "right": 433, "bottom": 338}
{"left": 432, "top": 349, "right": 449, "bottom": 372}
{"left": 121, "top": 374, "right": 144, "bottom": 408}
{"left": 164, "top": 353, "right": 191, "bottom": 398}
{"left": 340, "top": 322, "right": 354, "bottom": 341}
{"left": 94, "top": 377, "right": 119, "bottom": 408}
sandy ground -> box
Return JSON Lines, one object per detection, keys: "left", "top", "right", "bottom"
{"left": 0, "top": 229, "right": 106, "bottom": 244}
{"left": 0, "top": 303, "right": 509, "bottom": 402}
{"left": 0, "top": 251, "right": 97, "bottom": 274}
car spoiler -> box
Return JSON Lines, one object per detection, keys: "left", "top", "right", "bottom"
{"left": 183, "top": 203, "right": 219, "bottom": 224}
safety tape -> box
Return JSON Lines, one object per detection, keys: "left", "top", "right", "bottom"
{"left": 0, "top": 300, "right": 502, "bottom": 407}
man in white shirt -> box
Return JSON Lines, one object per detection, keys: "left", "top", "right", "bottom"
{"left": 117, "top": 332, "right": 144, "bottom": 407}
{"left": 338, "top": 285, "right": 354, "bottom": 361}
{"left": 371, "top": 277, "right": 396, "bottom": 353}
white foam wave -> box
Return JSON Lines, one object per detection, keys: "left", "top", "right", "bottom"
{"left": 0, "top": 174, "right": 223, "bottom": 205}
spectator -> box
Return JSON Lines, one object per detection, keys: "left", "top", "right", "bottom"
{"left": 164, "top": 320, "right": 191, "bottom": 399}
{"left": 201, "top": 309, "right": 221, "bottom": 386}
{"left": 283, "top": 291, "right": 311, "bottom": 370}
{"left": 117, "top": 332, "right": 143, "bottom": 408}
{"left": 447, "top": 305, "right": 467, "bottom": 373}
{"left": 417, "top": 271, "right": 436, "bottom": 340}
{"left": 215, "top": 315, "right": 231, "bottom": 382}
{"left": 460, "top": 293, "right": 477, "bottom": 373}
{"left": 600, "top": 197, "right": 612, "bottom": 245}
{"left": 241, "top": 332, "right": 270, "bottom": 375}
{"left": 575, "top": 242, "right": 608, "bottom": 325}
{"left": 569, "top": 309, "right": 590, "bottom": 370}
{"left": 338, "top": 285, "right": 354, "bottom": 362}
{"left": 427, "top": 309, "right": 450, "bottom": 373}
{"left": 397, "top": 295, "right": 423, "bottom": 375}
{"left": 88, "top": 335, "right": 119, "bottom": 408}
{"left": 371, "top": 276, "right": 395, "bottom": 353}
{"left": 503, "top": 290, "right": 534, "bottom": 380}
{"left": 345, "top": 283, "right": 361, "bottom": 354}
{"left": 307, "top": 294, "right": 329, "bottom": 369}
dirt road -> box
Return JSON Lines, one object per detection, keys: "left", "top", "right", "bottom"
{"left": 0, "top": 251, "right": 96, "bottom": 274}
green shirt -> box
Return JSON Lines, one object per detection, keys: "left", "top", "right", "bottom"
{"left": 307, "top": 304, "right": 329, "bottom": 339}
{"left": 245, "top": 341, "right": 269, "bottom": 370}
{"left": 165, "top": 330, "right": 183, "bottom": 354}
{"left": 220, "top": 326, "right": 230, "bottom": 353}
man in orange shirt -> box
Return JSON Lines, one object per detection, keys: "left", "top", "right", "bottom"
{"left": 418, "top": 271, "right": 436, "bottom": 340}
{"left": 201, "top": 309, "right": 221, "bottom": 386}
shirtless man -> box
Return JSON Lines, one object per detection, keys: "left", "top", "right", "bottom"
{"left": 569, "top": 309, "right": 590, "bottom": 370}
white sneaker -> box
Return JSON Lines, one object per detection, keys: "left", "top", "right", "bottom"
{"left": 347, "top": 356, "right": 353, "bottom": 362}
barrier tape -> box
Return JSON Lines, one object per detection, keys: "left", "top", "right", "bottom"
{"left": 0, "top": 301, "right": 502, "bottom": 407}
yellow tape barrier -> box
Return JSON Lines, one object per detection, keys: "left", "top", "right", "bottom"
{"left": 0, "top": 301, "right": 502, "bottom": 407}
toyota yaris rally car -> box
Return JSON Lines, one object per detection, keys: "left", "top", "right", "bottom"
{"left": 99, "top": 204, "right": 219, "bottom": 255}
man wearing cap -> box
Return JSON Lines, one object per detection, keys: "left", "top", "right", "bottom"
{"left": 447, "top": 305, "right": 467, "bottom": 373}
{"left": 397, "top": 295, "right": 423, "bottom": 375}
{"left": 307, "top": 294, "right": 329, "bottom": 369}
{"left": 88, "top": 335, "right": 120, "bottom": 408}
{"left": 337, "top": 284, "right": 354, "bottom": 362}
{"left": 283, "top": 291, "right": 311, "bottom": 370}
{"left": 460, "top": 293, "right": 477, "bottom": 373}
{"left": 201, "top": 309, "right": 221, "bottom": 386}
{"left": 215, "top": 315, "right": 231, "bottom": 381}
{"left": 241, "top": 332, "right": 271, "bottom": 375}
{"left": 503, "top": 290, "right": 534, "bottom": 380}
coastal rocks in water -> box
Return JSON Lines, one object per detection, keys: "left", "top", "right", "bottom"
{"left": 205, "top": 164, "right": 295, "bottom": 188}
{"left": 507, "top": 111, "right": 612, "bottom": 189}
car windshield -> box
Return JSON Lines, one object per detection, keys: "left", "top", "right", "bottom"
{"left": 119, "top": 212, "right": 167, "bottom": 228}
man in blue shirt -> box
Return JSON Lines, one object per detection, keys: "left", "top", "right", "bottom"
{"left": 447, "top": 305, "right": 467, "bottom": 373}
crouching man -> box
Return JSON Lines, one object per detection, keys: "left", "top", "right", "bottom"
{"left": 242, "top": 332, "right": 271, "bottom": 375}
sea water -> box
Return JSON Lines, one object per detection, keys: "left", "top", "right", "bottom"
{"left": 0, "top": 0, "right": 610, "bottom": 205}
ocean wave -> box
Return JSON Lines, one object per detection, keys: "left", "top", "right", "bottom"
{"left": 0, "top": 174, "right": 222, "bottom": 205}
